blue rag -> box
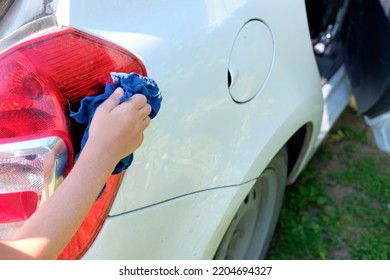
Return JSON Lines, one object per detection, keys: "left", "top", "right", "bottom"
{"left": 70, "top": 72, "right": 162, "bottom": 174}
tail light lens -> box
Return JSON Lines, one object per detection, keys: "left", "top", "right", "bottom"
{"left": 0, "top": 27, "right": 146, "bottom": 258}
{"left": 0, "top": 137, "right": 68, "bottom": 234}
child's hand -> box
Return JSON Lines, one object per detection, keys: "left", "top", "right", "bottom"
{"left": 86, "top": 87, "right": 152, "bottom": 168}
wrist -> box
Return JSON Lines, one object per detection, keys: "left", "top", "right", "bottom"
{"left": 79, "top": 141, "right": 118, "bottom": 175}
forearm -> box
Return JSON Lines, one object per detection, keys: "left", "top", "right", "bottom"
{"left": 2, "top": 143, "right": 117, "bottom": 259}
{"left": 0, "top": 89, "right": 151, "bottom": 260}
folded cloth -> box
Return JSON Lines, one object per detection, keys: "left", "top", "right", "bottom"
{"left": 70, "top": 72, "right": 162, "bottom": 174}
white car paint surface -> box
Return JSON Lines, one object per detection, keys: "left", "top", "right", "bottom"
{"left": 53, "top": 0, "right": 325, "bottom": 259}
{"left": 56, "top": 0, "right": 323, "bottom": 211}
{"left": 0, "top": 0, "right": 344, "bottom": 259}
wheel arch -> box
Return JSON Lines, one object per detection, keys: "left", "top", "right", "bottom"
{"left": 285, "top": 122, "right": 314, "bottom": 185}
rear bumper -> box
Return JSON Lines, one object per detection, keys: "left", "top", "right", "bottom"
{"left": 82, "top": 181, "right": 254, "bottom": 259}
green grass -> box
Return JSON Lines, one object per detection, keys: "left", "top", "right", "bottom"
{"left": 266, "top": 106, "right": 390, "bottom": 260}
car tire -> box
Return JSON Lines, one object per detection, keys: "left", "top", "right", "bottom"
{"left": 214, "top": 146, "right": 288, "bottom": 259}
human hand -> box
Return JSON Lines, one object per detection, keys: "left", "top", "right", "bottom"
{"left": 86, "top": 87, "right": 152, "bottom": 168}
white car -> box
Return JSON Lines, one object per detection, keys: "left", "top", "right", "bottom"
{"left": 0, "top": 0, "right": 389, "bottom": 259}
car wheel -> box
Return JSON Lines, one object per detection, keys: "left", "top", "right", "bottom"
{"left": 214, "top": 146, "right": 288, "bottom": 259}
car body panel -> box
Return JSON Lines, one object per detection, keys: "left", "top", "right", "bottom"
{"left": 2, "top": 0, "right": 362, "bottom": 260}
{"left": 83, "top": 180, "right": 254, "bottom": 259}
{"left": 55, "top": 0, "right": 324, "bottom": 215}
{"left": 0, "top": 0, "right": 44, "bottom": 38}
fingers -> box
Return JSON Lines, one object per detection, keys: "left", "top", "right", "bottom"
{"left": 143, "top": 115, "right": 151, "bottom": 129}
{"left": 120, "top": 93, "right": 152, "bottom": 116}
{"left": 100, "top": 87, "right": 124, "bottom": 111}
{"left": 129, "top": 94, "right": 148, "bottom": 109}
{"left": 129, "top": 96, "right": 152, "bottom": 129}
{"left": 139, "top": 102, "right": 152, "bottom": 118}
{"left": 102, "top": 91, "right": 152, "bottom": 122}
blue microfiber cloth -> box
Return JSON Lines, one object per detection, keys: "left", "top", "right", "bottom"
{"left": 70, "top": 72, "right": 162, "bottom": 174}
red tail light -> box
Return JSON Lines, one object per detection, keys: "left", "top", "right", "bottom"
{"left": 0, "top": 27, "right": 146, "bottom": 258}
{"left": 0, "top": 191, "right": 39, "bottom": 223}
